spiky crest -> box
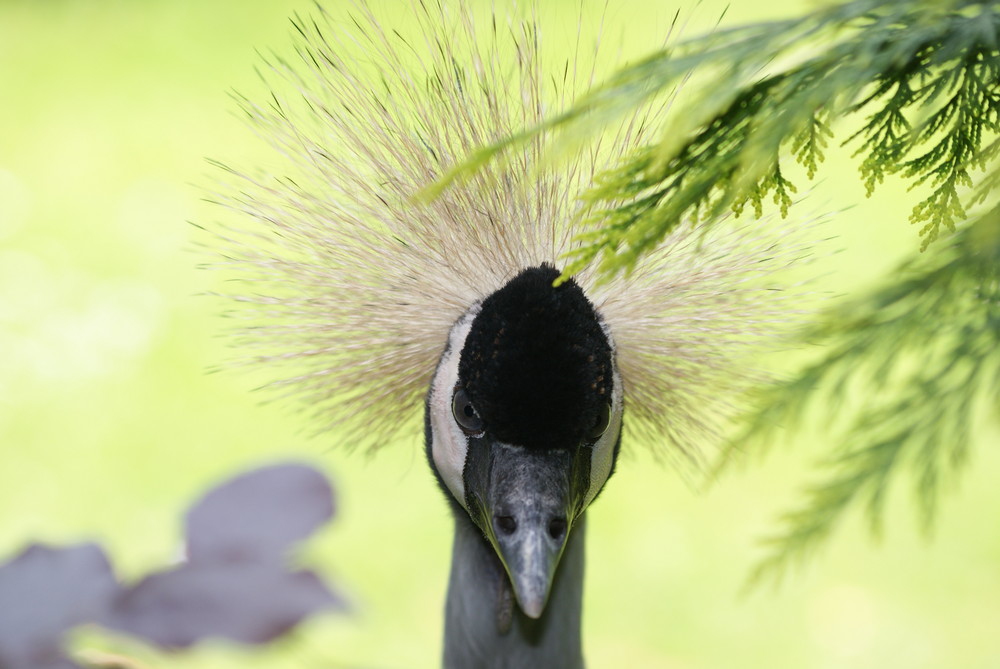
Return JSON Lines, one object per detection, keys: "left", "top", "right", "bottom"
{"left": 206, "top": 1, "right": 806, "bottom": 465}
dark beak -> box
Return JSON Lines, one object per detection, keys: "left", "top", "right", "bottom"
{"left": 473, "top": 442, "right": 580, "bottom": 619}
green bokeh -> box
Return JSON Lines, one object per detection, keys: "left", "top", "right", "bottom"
{"left": 1, "top": 1, "right": 997, "bottom": 667}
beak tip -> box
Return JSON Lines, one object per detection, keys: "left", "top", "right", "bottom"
{"left": 510, "top": 573, "right": 551, "bottom": 619}
{"left": 519, "top": 595, "right": 546, "bottom": 619}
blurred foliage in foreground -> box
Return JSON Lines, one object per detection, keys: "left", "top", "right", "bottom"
{"left": 0, "top": 464, "right": 339, "bottom": 668}
{"left": 444, "top": 0, "right": 1000, "bottom": 581}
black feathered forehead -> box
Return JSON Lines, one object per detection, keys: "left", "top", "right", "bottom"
{"left": 458, "top": 265, "right": 613, "bottom": 451}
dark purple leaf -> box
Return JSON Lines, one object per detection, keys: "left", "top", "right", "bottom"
{"left": 0, "top": 543, "right": 117, "bottom": 669}
{"left": 0, "top": 463, "right": 342, "bottom": 658}
{"left": 104, "top": 563, "right": 342, "bottom": 648}
{"left": 184, "top": 463, "right": 334, "bottom": 564}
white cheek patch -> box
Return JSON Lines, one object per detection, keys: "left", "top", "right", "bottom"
{"left": 429, "top": 306, "right": 480, "bottom": 509}
{"left": 583, "top": 321, "right": 623, "bottom": 509}
{"left": 584, "top": 366, "right": 623, "bottom": 508}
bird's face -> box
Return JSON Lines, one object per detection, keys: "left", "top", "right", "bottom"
{"left": 427, "top": 265, "right": 623, "bottom": 618}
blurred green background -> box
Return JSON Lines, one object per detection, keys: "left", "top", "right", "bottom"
{"left": 1, "top": 1, "right": 998, "bottom": 667}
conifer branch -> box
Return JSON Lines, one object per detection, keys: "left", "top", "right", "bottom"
{"left": 735, "top": 205, "right": 1000, "bottom": 583}
{"left": 437, "top": 0, "right": 1000, "bottom": 276}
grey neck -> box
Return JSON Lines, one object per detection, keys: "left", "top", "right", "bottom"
{"left": 442, "top": 511, "right": 586, "bottom": 669}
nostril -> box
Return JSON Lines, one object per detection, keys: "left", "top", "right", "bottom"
{"left": 495, "top": 515, "right": 517, "bottom": 535}
{"left": 548, "top": 517, "right": 567, "bottom": 540}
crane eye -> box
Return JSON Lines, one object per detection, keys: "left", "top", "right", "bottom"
{"left": 452, "top": 388, "right": 484, "bottom": 434}
{"left": 589, "top": 402, "right": 612, "bottom": 440}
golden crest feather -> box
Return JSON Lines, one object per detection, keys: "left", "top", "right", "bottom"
{"left": 208, "top": 0, "right": 804, "bottom": 464}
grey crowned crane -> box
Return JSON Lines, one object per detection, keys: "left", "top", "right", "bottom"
{"left": 209, "top": 2, "right": 800, "bottom": 666}
{"left": 429, "top": 264, "right": 618, "bottom": 666}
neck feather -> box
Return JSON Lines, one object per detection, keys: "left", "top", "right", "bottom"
{"left": 442, "top": 511, "right": 586, "bottom": 669}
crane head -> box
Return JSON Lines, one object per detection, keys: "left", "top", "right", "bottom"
{"left": 426, "top": 264, "right": 623, "bottom": 618}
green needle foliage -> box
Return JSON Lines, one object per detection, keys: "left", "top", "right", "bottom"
{"left": 442, "top": 0, "right": 1000, "bottom": 275}
{"left": 439, "top": 0, "right": 1000, "bottom": 581}
{"left": 735, "top": 205, "right": 1000, "bottom": 583}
